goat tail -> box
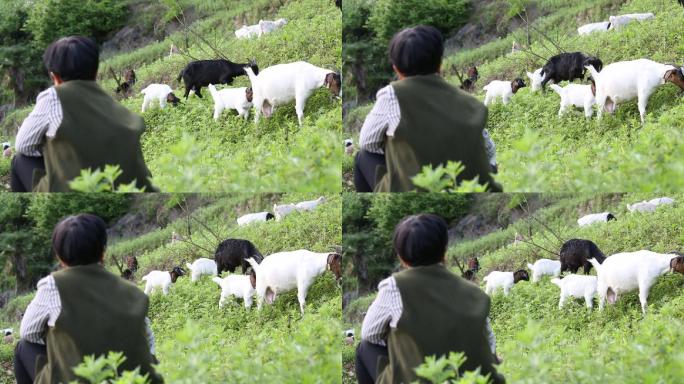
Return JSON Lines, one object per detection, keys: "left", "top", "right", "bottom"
{"left": 550, "top": 278, "right": 561, "bottom": 287}
{"left": 585, "top": 65, "right": 600, "bottom": 81}
{"left": 527, "top": 263, "right": 535, "bottom": 270}
{"left": 588, "top": 258, "right": 602, "bottom": 273}
{"left": 549, "top": 84, "right": 563, "bottom": 95}
{"left": 141, "top": 273, "right": 149, "bottom": 281}
{"left": 212, "top": 276, "right": 223, "bottom": 286}
{"left": 186, "top": 262, "right": 193, "bottom": 271}
{"left": 245, "top": 257, "right": 260, "bottom": 273}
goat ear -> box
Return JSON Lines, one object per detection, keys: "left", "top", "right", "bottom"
{"left": 664, "top": 69, "right": 676, "bottom": 80}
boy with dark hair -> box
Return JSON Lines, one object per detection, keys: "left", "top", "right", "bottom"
{"left": 14, "top": 214, "right": 163, "bottom": 384}
{"left": 11, "top": 36, "right": 155, "bottom": 192}
{"left": 355, "top": 214, "right": 504, "bottom": 384}
{"left": 354, "top": 26, "right": 501, "bottom": 192}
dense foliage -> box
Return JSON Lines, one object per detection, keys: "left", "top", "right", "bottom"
{"left": 343, "top": 192, "right": 684, "bottom": 383}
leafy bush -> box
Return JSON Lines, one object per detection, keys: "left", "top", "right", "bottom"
{"left": 70, "top": 351, "right": 150, "bottom": 384}
{"left": 411, "top": 161, "right": 490, "bottom": 193}
{"left": 26, "top": 0, "right": 128, "bottom": 48}
{"left": 69, "top": 165, "right": 146, "bottom": 192}
{"left": 367, "top": 0, "right": 470, "bottom": 42}
{"left": 414, "top": 352, "right": 491, "bottom": 384}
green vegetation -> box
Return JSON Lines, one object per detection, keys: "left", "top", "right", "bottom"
{"left": 1, "top": 0, "right": 342, "bottom": 192}
{"left": 0, "top": 193, "right": 342, "bottom": 383}
{"left": 343, "top": 193, "right": 684, "bottom": 383}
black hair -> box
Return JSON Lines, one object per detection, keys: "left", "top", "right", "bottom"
{"left": 393, "top": 213, "right": 448, "bottom": 266}
{"left": 52, "top": 213, "right": 107, "bottom": 266}
{"left": 43, "top": 36, "right": 99, "bottom": 81}
{"left": 389, "top": 25, "right": 444, "bottom": 77}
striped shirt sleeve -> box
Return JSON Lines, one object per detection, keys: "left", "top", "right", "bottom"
{"left": 20, "top": 275, "right": 61, "bottom": 345}
{"left": 15, "top": 87, "right": 63, "bottom": 157}
{"left": 482, "top": 129, "right": 497, "bottom": 167}
{"left": 359, "top": 85, "right": 401, "bottom": 155}
{"left": 361, "top": 276, "right": 403, "bottom": 346}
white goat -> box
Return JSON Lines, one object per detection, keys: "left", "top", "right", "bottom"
{"left": 526, "top": 259, "right": 561, "bottom": 283}
{"left": 273, "top": 203, "right": 297, "bottom": 221}
{"left": 244, "top": 62, "right": 341, "bottom": 126}
{"left": 140, "top": 84, "right": 180, "bottom": 112}
{"left": 550, "top": 275, "right": 597, "bottom": 309}
{"left": 627, "top": 201, "right": 657, "bottom": 213}
{"left": 208, "top": 84, "right": 253, "bottom": 121}
{"left": 483, "top": 78, "right": 526, "bottom": 106}
{"left": 608, "top": 13, "right": 654, "bottom": 30}
{"left": 526, "top": 68, "right": 544, "bottom": 92}
{"left": 212, "top": 275, "right": 255, "bottom": 308}
{"left": 482, "top": 270, "right": 529, "bottom": 295}
{"left": 577, "top": 212, "right": 615, "bottom": 227}
{"left": 186, "top": 258, "right": 218, "bottom": 282}
{"left": 577, "top": 21, "right": 611, "bottom": 36}
{"left": 549, "top": 83, "right": 596, "bottom": 118}
{"left": 246, "top": 250, "right": 341, "bottom": 314}
{"left": 295, "top": 196, "right": 326, "bottom": 212}
{"left": 648, "top": 197, "right": 675, "bottom": 206}
{"left": 586, "top": 59, "right": 684, "bottom": 123}
{"left": 237, "top": 212, "right": 274, "bottom": 226}
{"left": 589, "top": 250, "right": 681, "bottom": 314}
{"left": 141, "top": 267, "right": 184, "bottom": 295}
{"left": 258, "top": 18, "right": 287, "bottom": 36}
{"left": 235, "top": 24, "right": 261, "bottom": 39}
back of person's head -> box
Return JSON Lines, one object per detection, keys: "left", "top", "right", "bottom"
{"left": 43, "top": 36, "right": 99, "bottom": 81}
{"left": 393, "top": 213, "right": 448, "bottom": 266}
{"left": 389, "top": 25, "right": 444, "bottom": 77}
{"left": 52, "top": 213, "right": 107, "bottom": 266}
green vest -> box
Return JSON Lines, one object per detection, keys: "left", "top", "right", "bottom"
{"left": 33, "top": 80, "right": 155, "bottom": 192}
{"left": 374, "top": 74, "right": 502, "bottom": 192}
{"left": 377, "top": 264, "right": 505, "bottom": 384}
{"left": 34, "top": 264, "right": 163, "bottom": 384}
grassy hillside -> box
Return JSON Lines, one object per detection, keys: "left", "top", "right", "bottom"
{"left": 0, "top": 193, "right": 342, "bottom": 383}
{"left": 343, "top": 193, "right": 684, "bottom": 383}
{"left": 343, "top": 0, "right": 684, "bottom": 192}
{"left": 1, "top": 0, "right": 342, "bottom": 192}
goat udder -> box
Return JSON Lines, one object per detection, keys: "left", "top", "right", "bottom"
{"left": 607, "top": 288, "right": 617, "bottom": 304}
{"left": 262, "top": 100, "right": 274, "bottom": 117}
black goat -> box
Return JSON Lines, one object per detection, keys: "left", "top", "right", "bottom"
{"left": 115, "top": 69, "right": 136, "bottom": 95}
{"left": 559, "top": 239, "right": 606, "bottom": 274}
{"left": 214, "top": 238, "right": 264, "bottom": 274}
{"left": 540, "top": 52, "right": 602, "bottom": 90}
{"left": 336, "top": 0, "right": 342, "bottom": 8}
{"left": 177, "top": 59, "right": 259, "bottom": 99}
